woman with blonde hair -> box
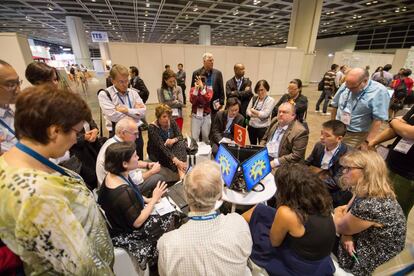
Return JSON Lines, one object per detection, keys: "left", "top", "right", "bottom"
{"left": 147, "top": 104, "right": 187, "bottom": 179}
{"left": 334, "top": 150, "right": 406, "bottom": 275}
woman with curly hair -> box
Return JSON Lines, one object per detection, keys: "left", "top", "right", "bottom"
{"left": 243, "top": 163, "right": 336, "bottom": 275}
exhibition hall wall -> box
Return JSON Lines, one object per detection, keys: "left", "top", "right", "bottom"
{"left": 108, "top": 42, "right": 305, "bottom": 104}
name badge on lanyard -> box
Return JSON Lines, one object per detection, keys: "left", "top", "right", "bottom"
{"left": 341, "top": 110, "right": 351, "bottom": 125}
{"left": 196, "top": 108, "right": 204, "bottom": 118}
{"left": 267, "top": 141, "right": 278, "bottom": 155}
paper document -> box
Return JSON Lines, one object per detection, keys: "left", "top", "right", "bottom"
{"left": 154, "top": 197, "right": 176, "bottom": 216}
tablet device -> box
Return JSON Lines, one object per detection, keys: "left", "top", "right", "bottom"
{"left": 215, "top": 144, "right": 239, "bottom": 187}
{"left": 241, "top": 148, "right": 271, "bottom": 191}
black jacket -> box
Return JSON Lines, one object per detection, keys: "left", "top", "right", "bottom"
{"left": 191, "top": 68, "right": 224, "bottom": 114}
{"left": 210, "top": 110, "right": 245, "bottom": 155}
{"left": 225, "top": 77, "right": 253, "bottom": 117}
{"left": 130, "top": 76, "right": 149, "bottom": 103}
{"left": 272, "top": 93, "right": 308, "bottom": 123}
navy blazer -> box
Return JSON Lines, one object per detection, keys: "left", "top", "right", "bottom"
{"left": 305, "top": 142, "right": 350, "bottom": 189}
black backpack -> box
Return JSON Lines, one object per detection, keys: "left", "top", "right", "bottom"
{"left": 318, "top": 73, "right": 327, "bottom": 91}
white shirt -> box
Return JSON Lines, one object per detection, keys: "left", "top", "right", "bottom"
{"left": 320, "top": 143, "right": 341, "bottom": 170}
{"left": 246, "top": 96, "right": 275, "bottom": 128}
{"left": 157, "top": 212, "right": 252, "bottom": 276}
{"left": 95, "top": 136, "right": 144, "bottom": 187}
{"left": 98, "top": 86, "right": 146, "bottom": 131}
{"left": 267, "top": 125, "right": 288, "bottom": 167}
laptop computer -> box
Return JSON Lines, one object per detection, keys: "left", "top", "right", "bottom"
{"left": 215, "top": 144, "right": 239, "bottom": 188}
{"left": 241, "top": 147, "right": 272, "bottom": 191}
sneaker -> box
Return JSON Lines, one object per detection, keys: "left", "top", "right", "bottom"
{"left": 322, "top": 112, "right": 331, "bottom": 116}
{"left": 315, "top": 110, "right": 321, "bottom": 113}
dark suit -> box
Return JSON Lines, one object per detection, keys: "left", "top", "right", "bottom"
{"left": 191, "top": 68, "right": 224, "bottom": 115}
{"left": 306, "top": 142, "right": 353, "bottom": 207}
{"left": 210, "top": 110, "right": 245, "bottom": 155}
{"left": 271, "top": 93, "right": 308, "bottom": 123}
{"left": 260, "top": 118, "right": 308, "bottom": 166}
{"left": 225, "top": 77, "right": 253, "bottom": 117}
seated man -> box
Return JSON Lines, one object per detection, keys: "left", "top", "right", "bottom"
{"left": 96, "top": 117, "right": 164, "bottom": 196}
{"left": 305, "top": 120, "right": 353, "bottom": 207}
{"left": 157, "top": 160, "right": 252, "bottom": 276}
{"left": 260, "top": 102, "right": 308, "bottom": 169}
{"left": 210, "top": 97, "right": 245, "bottom": 156}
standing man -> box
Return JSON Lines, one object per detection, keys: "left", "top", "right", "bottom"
{"left": 176, "top": 63, "right": 186, "bottom": 105}
{"left": 98, "top": 64, "right": 146, "bottom": 160}
{"left": 0, "top": 60, "right": 21, "bottom": 154}
{"left": 330, "top": 67, "right": 389, "bottom": 148}
{"left": 225, "top": 63, "right": 253, "bottom": 117}
{"left": 316, "top": 64, "right": 338, "bottom": 116}
{"left": 335, "top": 65, "right": 348, "bottom": 89}
{"left": 260, "top": 102, "right": 309, "bottom": 170}
{"left": 129, "top": 66, "right": 150, "bottom": 104}
{"left": 191, "top": 53, "right": 224, "bottom": 119}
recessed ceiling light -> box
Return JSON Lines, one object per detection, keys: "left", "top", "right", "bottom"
{"left": 193, "top": 5, "right": 198, "bottom": 12}
{"left": 249, "top": 22, "right": 254, "bottom": 26}
{"left": 47, "top": 4, "right": 54, "bottom": 11}
{"left": 145, "top": 11, "right": 148, "bottom": 16}
{"left": 91, "top": 0, "right": 96, "bottom": 2}
{"left": 218, "top": 19, "right": 222, "bottom": 23}
{"left": 270, "top": 15, "right": 274, "bottom": 19}
{"left": 146, "top": 3, "right": 150, "bottom": 7}
{"left": 233, "top": 9, "right": 239, "bottom": 15}
{"left": 185, "top": 14, "right": 189, "bottom": 19}
{"left": 25, "top": 16, "right": 31, "bottom": 21}
{"left": 99, "top": 10, "right": 103, "bottom": 12}
{"left": 366, "top": 2, "right": 371, "bottom": 5}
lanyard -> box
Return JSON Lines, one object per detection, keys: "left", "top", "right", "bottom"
{"left": 113, "top": 136, "right": 121, "bottom": 142}
{"left": 0, "top": 118, "right": 15, "bottom": 137}
{"left": 16, "top": 142, "right": 70, "bottom": 177}
{"left": 271, "top": 127, "right": 285, "bottom": 142}
{"left": 118, "top": 175, "right": 145, "bottom": 207}
{"left": 340, "top": 81, "right": 371, "bottom": 112}
{"left": 189, "top": 212, "right": 219, "bottom": 221}
{"left": 320, "top": 143, "right": 342, "bottom": 169}
{"left": 253, "top": 96, "right": 268, "bottom": 111}
{"left": 117, "top": 92, "right": 132, "bottom": 108}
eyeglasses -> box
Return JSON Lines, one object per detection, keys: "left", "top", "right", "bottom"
{"left": 0, "top": 79, "right": 23, "bottom": 90}
{"left": 116, "top": 79, "right": 129, "bottom": 85}
{"left": 71, "top": 127, "right": 83, "bottom": 134}
{"left": 342, "top": 166, "right": 363, "bottom": 173}
{"left": 125, "top": 130, "right": 139, "bottom": 137}
{"left": 346, "top": 79, "right": 365, "bottom": 91}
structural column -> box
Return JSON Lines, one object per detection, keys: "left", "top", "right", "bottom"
{"left": 199, "top": 25, "right": 211, "bottom": 45}
{"left": 66, "top": 16, "right": 92, "bottom": 68}
{"left": 287, "top": 0, "right": 323, "bottom": 84}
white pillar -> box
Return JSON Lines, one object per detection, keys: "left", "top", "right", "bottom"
{"left": 287, "top": 0, "right": 323, "bottom": 84}
{"left": 199, "top": 25, "right": 211, "bottom": 45}
{"left": 99, "top": 43, "right": 110, "bottom": 62}
{"left": 66, "top": 16, "right": 92, "bottom": 68}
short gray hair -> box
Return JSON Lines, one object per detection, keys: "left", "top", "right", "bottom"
{"left": 202, "top": 52, "right": 213, "bottom": 61}
{"left": 115, "top": 117, "right": 136, "bottom": 135}
{"left": 184, "top": 160, "right": 223, "bottom": 212}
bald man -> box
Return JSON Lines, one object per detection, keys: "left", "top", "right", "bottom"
{"left": 225, "top": 63, "right": 253, "bottom": 117}
{"left": 0, "top": 60, "right": 21, "bottom": 153}
{"left": 330, "top": 67, "right": 389, "bottom": 148}
{"left": 260, "top": 102, "right": 309, "bottom": 169}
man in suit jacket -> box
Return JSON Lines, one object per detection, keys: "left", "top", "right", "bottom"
{"left": 191, "top": 53, "right": 224, "bottom": 118}
{"left": 225, "top": 63, "right": 253, "bottom": 117}
{"left": 306, "top": 120, "right": 352, "bottom": 207}
{"left": 210, "top": 98, "right": 245, "bottom": 156}
{"left": 260, "top": 102, "right": 308, "bottom": 169}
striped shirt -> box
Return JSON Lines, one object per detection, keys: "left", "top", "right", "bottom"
{"left": 323, "top": 70, "right": 337, "bottom": 92}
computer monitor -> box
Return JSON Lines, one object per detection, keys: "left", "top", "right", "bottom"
{"left": 224, "top": 143, "right": 264, "bottom": 163}
{"left": 241, "top": 148, "right": 272, "bottom": 191}
{"left": 215, "top": 144, "right": 239, "bottom": 187}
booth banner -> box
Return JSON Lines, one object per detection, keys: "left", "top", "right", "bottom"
{"left": 91, "top": 32, "right": 109, "bottom": 43}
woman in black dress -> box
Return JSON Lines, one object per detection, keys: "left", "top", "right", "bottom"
{"left": 147, "top": 104, "right": 187, "bottom": 179}
{"left": 98, "top": 142, "right": 181, "bottom": 274}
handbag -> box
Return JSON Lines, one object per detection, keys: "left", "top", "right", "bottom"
{"left": 186, "top": 136, "right": 198, "bottom": 155}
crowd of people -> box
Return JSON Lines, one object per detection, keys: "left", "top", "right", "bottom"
{"left": 0, "top": 53, "right": 412, "bottom": 276}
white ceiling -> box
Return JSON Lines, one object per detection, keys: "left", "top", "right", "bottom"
{"left": 0, "top": 0, "right": 413, "bottom": 47}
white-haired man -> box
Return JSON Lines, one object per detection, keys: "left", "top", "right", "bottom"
{"left": 191, "top": 53, "right": 224, "bottom": 118}
{"left": 157, "top": 160, "right": 252, "bottom": 275}
{"left": 96, "top": 117, "right": 163, "bottom": 196}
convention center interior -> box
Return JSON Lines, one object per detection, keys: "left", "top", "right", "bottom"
{"left": 1, "top": 0, "right": 414, "bottom": 275}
